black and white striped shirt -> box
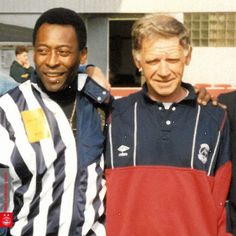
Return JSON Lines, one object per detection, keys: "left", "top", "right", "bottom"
{"left": 0, "top": 80, "right": 106, "bottom": 236}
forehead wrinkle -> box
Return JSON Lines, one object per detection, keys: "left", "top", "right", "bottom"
{"left": 144, "top": 46, "right": 184, "bottom": 60}
{"left": 141, "top": 36, "right": 184, "bottom": 57}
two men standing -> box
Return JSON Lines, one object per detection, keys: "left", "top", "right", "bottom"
{"left": 0, "top": 8, "right": 233, "bottom": 236}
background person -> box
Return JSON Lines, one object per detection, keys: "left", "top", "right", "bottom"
{"left": 219, "top": 92, "right": 236, "bottom": 235}
{"left": 9, "top": 45, "right": 34, "bottom": 83}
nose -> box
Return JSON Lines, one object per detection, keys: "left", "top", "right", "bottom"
{"left": 157, "top": 60, "right": 171, "bottom": 77}
{"left": 46, "top": 50, "right": 59, "bottom": 67}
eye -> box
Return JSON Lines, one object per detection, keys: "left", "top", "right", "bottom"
{"left": 166, "top": 58, "right": 180, "bottom": 63}
{"left": 57, "top": 49, "right": 71, "bottom": 57}
{"left": 146, "top": 59, "right": 160, "bottom": 65}
{"left": 36, "top": 47, "right": 48, "bottom": 55}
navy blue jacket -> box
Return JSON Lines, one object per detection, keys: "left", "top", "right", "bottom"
{"left": 105, "top": 83, "right": 232, "bottom": 236}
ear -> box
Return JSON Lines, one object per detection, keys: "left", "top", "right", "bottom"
{"left": 185, "top": 46, "right": 192, "bottom": 66}
{"left": 132, "top": 50, "right": 142, "bottom": 70}
{"left": 79, "top": 47, "right": 88, "bottom": 65}
{"left": 16, "top": 54, "right": 20, "bottom": 61}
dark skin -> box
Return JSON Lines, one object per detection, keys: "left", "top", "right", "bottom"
{"left": 34, "top": 23, "right": 87, "bottom": 93}
{"left": 194, "top": 86, "right": 224, "bottom": 108}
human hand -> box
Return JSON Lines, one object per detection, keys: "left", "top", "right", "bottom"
{"left": 23, "top": 59, "right": 31, "bottom": 69}
{"left": 194, "top": 87, "right": 227, "bottom": 109}
{"left": 194, "top": 87, "right": 211, "bottom": 106}
{"left": 86, "top": 66, "right": 111, "bottom": 91}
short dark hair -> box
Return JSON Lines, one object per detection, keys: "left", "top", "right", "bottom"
{"left": 15, "top": 45, "right": 29, "bottom": 55}
{"left": 32, "top": 7, "right": 87, "bottom": 51}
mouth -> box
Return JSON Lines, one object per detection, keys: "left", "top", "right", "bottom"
{"left": 157, "top": 76, "right": 174, "bottom": 81}
{"left": 43, "top": 72, "right": 65, "bottom": 82}
{"left": 154, "top": 78, "right": 174, "bottom": 84}
{"left": 152, "top": 79, "right": 176, "bottom": 89}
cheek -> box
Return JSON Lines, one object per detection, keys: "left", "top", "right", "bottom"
{"left": 169, "top": 62, "right": 185, "bottom": 76}
{"left": 64, "top": 56, "right": 79, "bottom": 68}
{"left": 143, "top": 65, "right": 157, "bottom": 79}
{"left": 34, "top": 54, "right": 44, "bottom": 67}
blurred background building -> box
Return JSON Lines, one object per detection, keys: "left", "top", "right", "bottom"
{"left": 0, "top": 0, "right": 236, "bottom": 95}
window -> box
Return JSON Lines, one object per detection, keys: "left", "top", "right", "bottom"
{"left": 184, "top": 13, "right": 236, "bottom": 47}
{"left": 109, "top": 20, "right": 141, "bottom": 87}
{"left": 1, "top": 49, "right": 14, "bottom": 69}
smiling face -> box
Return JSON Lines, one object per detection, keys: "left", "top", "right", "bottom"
{"left": 34, "top": 23, "right": 86, "bottom": 92}
{"left": 134, "top": 36, "right": 192, "bottom": 102}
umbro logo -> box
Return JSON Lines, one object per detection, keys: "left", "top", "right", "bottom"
{"left": 117, "top": 145, "right": 130, "bottom": 157}
{"left": 198, "top": 143, "right": 210, "bottom": 164}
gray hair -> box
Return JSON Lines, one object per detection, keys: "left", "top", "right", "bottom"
{"left": 132, "top": 14, "right": 191, "bottom": 52}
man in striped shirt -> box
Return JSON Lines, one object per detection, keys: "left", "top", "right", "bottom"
{"left": 0, "top": 8, "right": 108, "bottom": 236}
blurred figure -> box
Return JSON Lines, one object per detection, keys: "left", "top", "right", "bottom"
{"left": 9, "top": 45, "right": 34, "bottom": 83}
{"left": 219, "top": 92, "right": 236, "bottom": 235}
{"left": 0, "top": 71, "right": 18, "bottom": 96}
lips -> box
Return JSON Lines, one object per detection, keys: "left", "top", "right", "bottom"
{"left": 156, "top": 77, "right": 174, "bottom": 82}
{"left": 154, "top": 78, "right": 174, "bottom": 84}
{"left": 43, "top": 72, "right": 65, "bottom": 82}
{"left": 44, "top": 72, "right": 65, "bottom": 77}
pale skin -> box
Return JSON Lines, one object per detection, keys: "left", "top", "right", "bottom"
{"left": 133, "top": 36, "right": 192, "bottom": 103}
{"left": 86, "top": 66, "right": 111, "bottom": 91}
{"left": 16, "top": 52, "right": 31, "bottom": 69}
{"left": 133, "top": 35, "right": 222, "bottom": 107}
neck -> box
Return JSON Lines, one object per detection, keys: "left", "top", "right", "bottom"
{"left": 36, "top": 75, "right": 77, "bottom": 104}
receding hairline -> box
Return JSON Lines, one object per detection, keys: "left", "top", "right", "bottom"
{"left": 132, "top": 14, "right": 191, "bottom": 52}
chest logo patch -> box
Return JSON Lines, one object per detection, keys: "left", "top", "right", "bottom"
{"left": 117, "top": 145, "right": 130, "bottom": 157}
{"left": 198, "top": 143, "right": 210, "bottom": 164}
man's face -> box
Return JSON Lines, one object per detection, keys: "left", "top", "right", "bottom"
{"left": 34, "top": 23, "right": 82, "bottom": 92}
{"left": 17, "top": 52, "right": 28, "bottom": 66}
{"left": 134, "top": 36, "right": 191, "bottom": 102}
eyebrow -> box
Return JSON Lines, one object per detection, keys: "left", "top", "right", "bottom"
{"left": 35, "top": 44, "right": 73, "bottom": 49}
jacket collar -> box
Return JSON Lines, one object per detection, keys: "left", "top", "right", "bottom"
{"left": 141, "top": 82, "right": 197, "bottom": 105}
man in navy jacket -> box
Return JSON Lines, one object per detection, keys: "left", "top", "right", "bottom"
{"left": 105, "top": 14, "right": 232, "bottom": 236}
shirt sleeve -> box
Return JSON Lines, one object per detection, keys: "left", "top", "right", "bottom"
{"left": 81, "top": 75, "right": 110, "bottom": 104}
{"left": 212, "top": 111, "right": 233, "bottom": 235}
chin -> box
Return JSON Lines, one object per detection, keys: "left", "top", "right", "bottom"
{"left": 156, "top": 88, "right": 175, "bottom": 96}
{"left": 45, "top": 84, "right": 62, "bottom": 93}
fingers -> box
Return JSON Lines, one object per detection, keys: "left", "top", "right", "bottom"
{"left": 86, "top": 66, "right": 110, "bottom": 91}
{"left": 196, "top": 87, "right": 209, "bottom": 106}
{"left": 218, "top": 102, "right": 227, "bottom": 110}
{"left": 210, "top": 95, "right": 218, "bottom": 106}
{"left": 194, "top": 86, "right": 228, "bottom": 109}
{"left": 194, "top": 86, "right": 199, "bottom": 94}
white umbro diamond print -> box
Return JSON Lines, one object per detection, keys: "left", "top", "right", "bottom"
{"left": 117, "top": 145, "right": 130, "bottom": 157}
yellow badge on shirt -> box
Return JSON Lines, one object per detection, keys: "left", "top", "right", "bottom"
{"left": 21, "top": 73, "right": 29, "bottom": 79}
{"left": 21, "top": 108, "right": 51, "bottom": 143}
